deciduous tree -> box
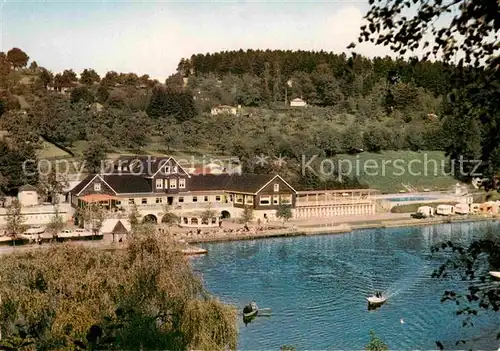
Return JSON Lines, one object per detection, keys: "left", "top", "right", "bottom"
{"left": 80, "top": 68, "right": 101, "bottom": 85}
{"left": 6, "top": 47, "right": 29, "bottom": 69}
{"left": 275, "top": 201, "right": 292, "bottom": 227}
{"left": 83, "top": 138, "right": 108, "bottom": 174}
{"left": 5, "top": 199, "right": 25, "bottom": 238}
{"left": 0, "top": 225, "right": 237, "bottom": 350}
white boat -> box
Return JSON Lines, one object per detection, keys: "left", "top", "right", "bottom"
{"left": 367, "top": 295, "right": 387, "bottom": 307}
{"left": 489, "top": 271, "right": 500, "bottom": 279}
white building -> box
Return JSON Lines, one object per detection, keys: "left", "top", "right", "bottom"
{"left": 0, "top": 185, "right": 74, "bottom": 229}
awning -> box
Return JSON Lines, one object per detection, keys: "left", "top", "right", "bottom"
{"left": 80, "top": 194, "right": 119, "bottom": 203}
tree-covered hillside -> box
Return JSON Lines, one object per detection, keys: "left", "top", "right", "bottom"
{"left": 0, "top": 47, "right": 476, "bottom": 194}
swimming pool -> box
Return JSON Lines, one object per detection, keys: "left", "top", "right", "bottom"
{"left": 387, "top": 196, "right": 435, "bottom": 202}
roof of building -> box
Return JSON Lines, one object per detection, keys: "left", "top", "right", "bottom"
{"left": 69, "top": 175, "right": 94, "bottom": 195}
{"left": 19, "top": 184, "right": 38, "bottom": 192}
{"left": 189, "top": 174, "right": 232, "bottom": 191}
{"left": 225, "top": 173, "right": 277, "bottom": 193}
{"left": 112, "top": 220, "right": 129, "bottom": 234}
{"left": 102, "top": 175, "right": 151, "bottom": 194}
{"left": 111, "top": 155, "right": 189, "bottom": 177}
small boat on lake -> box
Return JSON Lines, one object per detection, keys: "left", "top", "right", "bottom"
{"left": 489, "top": 271, "right": 500, "bottom": 280}
{"left": 367, "top": 292, "right": 387, "bottom": 309}
{"left": 243, "top": 301, "right": 258, "bottom": 318}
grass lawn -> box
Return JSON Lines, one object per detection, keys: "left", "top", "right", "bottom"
{"left": 38, "top": 137, "right": 460, "bottom": 193}
{"left": 332, "top": 151, "right": 458, "bottom": 193}
{"left": 37, "top": 141, "right": 72, "bottom": 159}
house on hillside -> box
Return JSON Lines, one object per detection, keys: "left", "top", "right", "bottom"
{"left": 290, "top": 97, "right": 307, "bottom": 107}
{"left": 211, "top": 105, "right": 237, "bottom": 116}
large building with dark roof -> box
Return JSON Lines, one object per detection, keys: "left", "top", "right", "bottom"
{"left": 69, "top": 155, "right": 298, "bottom": 223}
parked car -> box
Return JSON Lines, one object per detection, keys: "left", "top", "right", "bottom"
{"left": 23, "top": 225, "right": 45, "bottom": 235}
{"left": 74, "top": 228, "right": 92, "bottom": 237}
{"left": 411, "top": 212, "right": 427, "bottom": 219}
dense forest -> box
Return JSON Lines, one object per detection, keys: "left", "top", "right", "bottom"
{"left": 0, "top": 47, "right": 482, "bottom": 194}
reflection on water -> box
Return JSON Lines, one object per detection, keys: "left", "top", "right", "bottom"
{"left": 192, "top": 221, "right": 500, "bottom": 350}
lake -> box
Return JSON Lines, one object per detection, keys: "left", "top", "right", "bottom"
{"left": 191, "top": 221, "right": 500, "bottom": 350}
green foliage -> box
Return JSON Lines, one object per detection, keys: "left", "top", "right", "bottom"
{"left": 46, "top": 206, "right": 64, "bottom": 236}
{"left": 0, "top": 226, "right": 238, "bottom": 350}
{"left": 280, "top": 345, "right": 297, "bottom": 351}
{"left": 70, "top": 86, "right": 95, "bottom": 104}
{"left": 365, "top": 331, "right": 388, "bottom": 351}
{"left": 146, "top": 86, "right": 197, "bottom": 121}
{"left": 128, "top": 203, "right": 141, "bottom": 230}
{"left": 276, "top": 202, "right": 293, "bottom": 227}
{"left": 200, "top": 203, "right": 216, "bottom": 224}
{"left": 0, "top": 139, "right": 39, "bottom": 195}
{"left": 80, "top": 68, "right": 101, "bottom": 85}
{"left": 431, "top": 236, "right": 500, "bottom": 346}
{"left": 160, "top": 205, "right": 179, "bottom": 226}
{"left": 82, "top": 138, "right": 108, "bottom": 173}
{"left": 6, "top": 199, "right": 26, "bottom": 236}
{"left": 6, "top": 47, "right": 29, "bottom": 69}
{"left": 37, "top": 168, "right": 69, "bottom": 204}
{"left": 239, "top": 205, "right": 254, "bottom": 225}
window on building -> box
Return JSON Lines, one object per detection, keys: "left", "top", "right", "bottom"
{"left": 280, "top": 195, "right": 292, "bottom": 204}
{"left": 274, "top": 183, "right": 279, "bottom": 192}
{"left": 235, "top": 194, "right": 244, "bottom": 203}
{"left": 156, "top": 198, "right": 162, "bottom": 204}
{"left": 173, "top": 165, "right": 178, "bottom": 173}
{"left": 204, "top": 196, "right": 208, "bottom": 202}
{"left": 128, "top": 199, "right": 134, "bottom": 205}
{"left": 178, "top": 197, "right": 184, "bottom": 203}
{"left": 211, "top": 217, "right": 217, "bottom": 224}
{"left": 215, "top": 195, "right": 221, "bottom": 202}
{"left": 170, "top": 179, "right": 177, "bottom": 188}
{"left": 164, "top": 166, "right": 171, "bottom": 174}
{"left": 155, "top": 179, "right": 163, "bottom": 189}
{"left": 115, "top": 200, "right": 121, "bottom": 205}
{"left": 141, "top": 198, "right": 147, "bottom": 204}
{"left": 273, "top": 196, "right": 279, "bottom": 205}
{"left": 94, "top": 183, "right": 101, "bottom": 191}
{"left": 246, "top": 196, "right": 254, "bottom": 205}
{"left": 192, "top": 196, "right": 198, "bottom": 202}
{"left": 179, "top": 178, "right": 186, "bottom": 188}
{"left": 260, "top": 196, "right": 270, "bottom": 205}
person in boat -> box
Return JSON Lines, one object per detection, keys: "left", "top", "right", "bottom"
{"left": 250, "top": 300, "right": 258, "bottom": 311}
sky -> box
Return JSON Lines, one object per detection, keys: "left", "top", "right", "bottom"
{"left": 1, "top": 0, "right": 396, "bottom": 80}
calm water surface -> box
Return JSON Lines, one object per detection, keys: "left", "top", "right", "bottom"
{"left": 191, "top": 222, "right": 500, "bottom": 350}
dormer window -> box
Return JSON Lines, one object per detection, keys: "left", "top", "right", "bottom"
{"left": 164, "top": 166, "right": 171, "bottom": 174}
{"left": 94, "top": 183, "right": 101, "bottom": 191}
{"left": 274, "top": 183, "right": 279, "bottom": 192}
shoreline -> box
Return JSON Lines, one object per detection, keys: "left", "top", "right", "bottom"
{"left": 186, "top": 215, "right": 497, "bottom": 245}
{"left": 0, "top": 215, "right": 495, "bottom": 255}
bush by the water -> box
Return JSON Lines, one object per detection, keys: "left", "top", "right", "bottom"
{"left": 0, "top": 224, "right": 237, "bottom": 350}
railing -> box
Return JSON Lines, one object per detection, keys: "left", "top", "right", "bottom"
{"left": 295, "top": 199, "right": 374, "bottom": 207}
